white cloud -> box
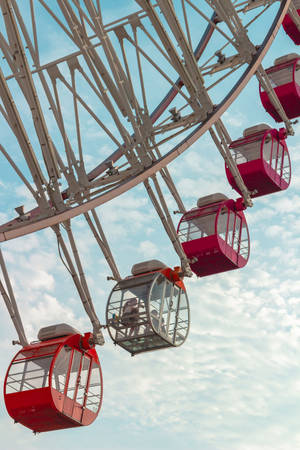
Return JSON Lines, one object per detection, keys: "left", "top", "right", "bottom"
{"left": 223, "top": 110, "right": 247, "bottom": 128}
{"left": 137, "top": 240, "right": 159, "bottom": 258}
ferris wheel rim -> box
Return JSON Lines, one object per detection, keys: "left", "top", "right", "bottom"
{"left": 0, "top": 0, "right": 292, "bottom": 243}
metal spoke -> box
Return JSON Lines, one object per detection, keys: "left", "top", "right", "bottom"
{"left": 0, "top": 248, "right": 28, "bottom": 347}
{"left": 52, "top": 221, "right": 105, "bottom": 345}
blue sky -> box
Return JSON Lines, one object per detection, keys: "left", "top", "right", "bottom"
{"left": 1, "top": 2, "right": 300, "bottom": 450}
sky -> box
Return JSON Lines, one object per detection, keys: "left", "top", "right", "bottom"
{"left": 1, "top": 1, "right": 300, "bottom": 450}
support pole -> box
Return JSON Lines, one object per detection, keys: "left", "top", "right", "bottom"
{"left": 210, "top": 120, "right": 253, "bottom": 207}
{"left": 144, "top": 177, "right": 192, "bottom": 276}
{"left": 85, "top": 210, "right": 121, "bottom": 282}
{"left": 0, "top": 248, "right": 28, "bottom": 347}
{"left": 52, "top": 223, "right": 105, "bottom": 345}
{"left": 256, "top": 66, "right": 294, "bottom": 136}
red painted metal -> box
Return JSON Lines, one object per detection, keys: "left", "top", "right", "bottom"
{"left": 4, "top": 332, "right": 103, "bottom": 433}
{"left": 177, "top": 198, "right": 250, "bottom": 277}
{"left": 282, "top": 9, "right": 300, "bottom": 44}
{"left": 129, "top": 266, "right": 186, "bottom": 292}
{"left": 225, "top": 128, "right": 291, "bottom": 198}
{"left": 259, "top": 56, "right": 300, "bottom": 121}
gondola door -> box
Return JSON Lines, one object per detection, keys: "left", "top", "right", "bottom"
{"left": 81, "top": 360, "right": 102, "bottom": 424}
{"left": 62, "top": 349, "right": 90, "bottom": 423}
{"left": 72, "top": 355, "right": 91, "bottom": 423}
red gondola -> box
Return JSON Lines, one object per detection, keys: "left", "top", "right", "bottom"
{"left": 259, "top": 53, "right": 300, "bottom": 122}
{"left": 4, "top": 324, "right": 103, "bottom": 433}
{"left": 177, "top": 194, "right": 249, "bottom": 277}
{"left": 106, "top": 260, "right": 190, "bottom": 356}
{"left": 282, "top": 1, "right": 300, "bottom": 45}
{"left": 225, "top": 124, "right": 291, "bottom": 198}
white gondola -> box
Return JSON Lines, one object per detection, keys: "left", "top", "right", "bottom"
{"left": 106, "top": 260, "right": 190, "bottom": 356}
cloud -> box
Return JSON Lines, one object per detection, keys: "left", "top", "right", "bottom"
{"left": 137, "top": 240, "right": 159, "bottom": 258}
{"left": 223, "top": 110, "right": 247, "bottom": 128}
{"left": 22, "top": 294, "right": 89, "bottom": 341}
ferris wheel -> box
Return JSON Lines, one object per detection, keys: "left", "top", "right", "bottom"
{"left": 0, "top": 0, "right": 299, "bottom": 433}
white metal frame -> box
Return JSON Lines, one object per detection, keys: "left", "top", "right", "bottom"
{"left": 0, "top": 0, "right": 293, "bottom": 344}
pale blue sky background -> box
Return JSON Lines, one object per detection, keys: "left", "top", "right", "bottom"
{"left": 1, "top": 2, "right": 300, "bottom": 450}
